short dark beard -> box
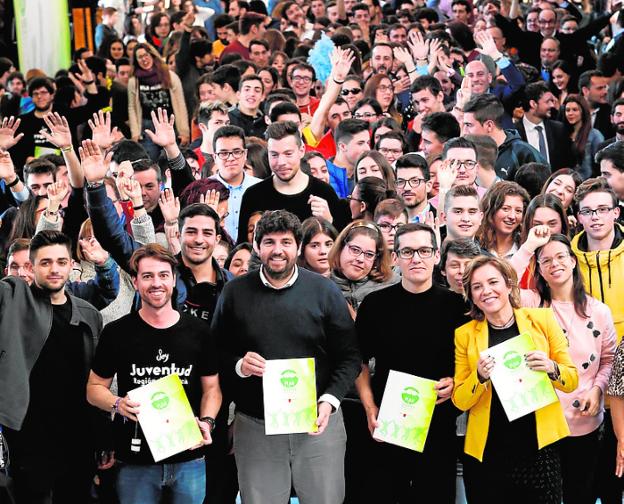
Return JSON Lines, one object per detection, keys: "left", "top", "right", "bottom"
{"left": 263, "top": 263, "right": 295, "bottom": 281}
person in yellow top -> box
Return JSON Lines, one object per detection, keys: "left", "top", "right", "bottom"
{"left": 453, "top": 255, "right": 578, "bottom": 504}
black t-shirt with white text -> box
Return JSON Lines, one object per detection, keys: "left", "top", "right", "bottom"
{"left": 91, "top": 311, "right": 218, "bottom": 464}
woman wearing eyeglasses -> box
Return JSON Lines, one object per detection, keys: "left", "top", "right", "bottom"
{"left": 364, "top": 74, "right": 402, "bottom": 125}
{"left": 328, "top": 220, "right": 398, "bottom": 312}
{"left": 520, "top": 234, "right": 616, "bottom": 504}
{"left": 454, "top": 255, "right": 578, "bottom": 504}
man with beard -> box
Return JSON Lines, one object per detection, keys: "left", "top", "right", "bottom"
{"left": 87, "top": 244, "right": 221, "bottom": 503}
{"left": 514, "top": 82, "right": 575, "bottom": 172}
{"left": 237, "top": 121, "right": 350, "bottom": 243}
{"left": 212, "top": 210, "right": 360, "bottom": 504}
{"left": 579, "top": 70, "right": 615, "bottom": 139}
{"left": 0, "top": 230, "right": 103, "bottom": 503}
{"left": 599, "top": 98, "right": 624, "bottom": 149}
{"left": 395, "top": 153, "right": 434, "bottom": 224}
{"left": 370, "top": 43, "right": 394, "bottom": 75}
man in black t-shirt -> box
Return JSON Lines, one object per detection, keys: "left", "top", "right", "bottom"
{"left": 0, "top": 231, "right": 103, "bottom": 504}
{"left": 236, "top": 121, "right": 350, "bottom": 243}
{"left": 87, "top": 244, "right": 222, "bottom": 504}
{"left": 355, "top": 223, "right": 469, "bottom": 504}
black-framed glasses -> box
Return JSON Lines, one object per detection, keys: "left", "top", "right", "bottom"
{"left": 379, "top": 147, "right": 403, "bottom": 156}
{"left": 450, "top": 159, "right": 477, "bottom": 170}
{"left": 341, "top": 88, "right": 362, "bottom": 96}
{"left": 578, "top": 206, "right": 614, "bottom": 218}
{"left": 291, "top": 75, "right": 313, "bottom": 83}
{"left": 377, "top": 222, "right": 404, "bottom": 233}
{"left": 346, "top": 243, "right": 377, "bottom": 261}
{"left": 354, "top": 112, "right": 379, "bottom": 119}
{"left": 215, "top": 149, "right": 246, "bottom": 160}
{"left": 396, "top": 246, "right": 435, "bottom": 260}
{"left": 396, "top": 177, "right": 426, "bottom": 189}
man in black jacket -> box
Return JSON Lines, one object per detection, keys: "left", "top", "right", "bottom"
{"left": 580, "top": 70, "right": 616, "bottom": 139}
{"left": 0, "top": 230, "right": 104, "bottom": 504}
{"left": 514, "top": 81, "right": 576, "bottom": 172}
{"left": 213, "top": 210, "right": 361, "bottom": 504}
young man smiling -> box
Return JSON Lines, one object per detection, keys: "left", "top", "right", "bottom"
{"left": 228, "top": 74, "right": 267, "bottom": 138}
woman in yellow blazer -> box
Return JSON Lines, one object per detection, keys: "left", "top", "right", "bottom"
{"left": 453, "top": 255, "right": 578, "bottom": 504}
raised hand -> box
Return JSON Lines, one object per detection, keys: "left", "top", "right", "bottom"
{"left": 159, "top": 188, "right": 181, "bottom": 223}
{"left": 0, "top": 116, "right": 24, "bottom": 150}
{"left": 330, "top": 47, "right": 355, "bottom": 83}
{"left": 437, "top": 159, "right": 458, "bottom": 192}
{"left": 144, "top": 108, "right": 176, "bottom": 148}
{"left": 393, "top": 46, "right": 414, "bottom": 66}
{"left": 122, "top": 177, "right": 143, "bottom": 206}
{"left": 79, "top": 139, "right": 109, "bottom": 183}
{"left": 523, "top": 224, "right": 551, "bottom": 254}
{"left": 308, "top": 195, "right": 333, "bottom": 223}
{"left": 0, "top": 149, "right": 17, "bottom": 181}
{"left": 74, "top": 58, "right": 95, "bottom": 85}
{"left": 46, "top": 180, "right": 69, "bottom": 212}
{"left": 456, "top": 75, "right": 472, "bottom": 110}
{"left": 40, "top": 112, "right": 72, "bottom": 149}
{"left": 89, "top": 111, "right": 119, "bottom": 150}
{"left": 199, "top": 189, "right": 220, "bottom": 214}
{"left": 79, "top": 236, "right": 110, "bottom": 266}
{"left": 407, "top": 30, "right": 429, "bottom": 61}
{"left": 474, "top": 30, "right": 503, "bottom": 61}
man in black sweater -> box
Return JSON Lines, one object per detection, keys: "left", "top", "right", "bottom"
{"left": 355, "top": 223, "right": 469, "bottom": 503}
{"left": 236, "top": 121, "right": 350, "bottom": 243}
{"left": 212, "top": 210, "right": 361, "bottom": 504}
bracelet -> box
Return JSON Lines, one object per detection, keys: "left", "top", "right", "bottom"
{"left": 407, "top": 68, "right": 418, "bottom": 74}
{"left": 6, "top": 176, "right": 19, "bottom": 188}
{"left": 113, "top": 397, "right": 122, "bottom": 412}
{"left": 132, "top": 204, "right": 145, "bottom": 211}
{"left": 60, "top": 145, "right": 73, "bottom": 153}
{"left": 46, "top": 209, "right": 59, "bottom": 216}
{"left": 165, "top": 220, "right": 179, "bottom": 226}
{"left": 82, "top": 79, "right": 95, "bottom": 85}
{"left": 199, "top": 416, "right": 216, "bottom": 432}
{"left": 333, "top": 78, "right": 345, "bottom": 85}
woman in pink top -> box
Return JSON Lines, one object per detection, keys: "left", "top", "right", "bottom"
{"left": 521, "top": 234, "right": 616, "bottom": 504}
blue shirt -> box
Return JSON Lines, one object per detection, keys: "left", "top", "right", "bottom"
{"left": 211, "top": 171, "right": 261, "bottom": 240}
{"left": 325, "top": 159, "right": 350, "bottom": 199}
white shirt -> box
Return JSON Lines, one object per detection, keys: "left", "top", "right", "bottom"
{"left": 522, "top": 116, "right": 550, "bottom": 164}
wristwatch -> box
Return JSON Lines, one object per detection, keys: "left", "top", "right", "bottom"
{"left": 199, "top": 416, "right": 216, "bottom": 432}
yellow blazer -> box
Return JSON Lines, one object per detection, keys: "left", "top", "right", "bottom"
{"left": 452, "top": 307, "right": 578, "bottom": 462}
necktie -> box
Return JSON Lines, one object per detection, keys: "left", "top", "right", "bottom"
{"left": 535, "top": 125, "right": 547, "bottom": 160}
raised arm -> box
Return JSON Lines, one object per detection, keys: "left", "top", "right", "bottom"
{"left": 40, "top": 113, "right": 84, "bottom": 188}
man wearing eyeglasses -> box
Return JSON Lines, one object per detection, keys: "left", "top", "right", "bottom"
{"left": 355, "top": 222, "right": 468, "bottom": 503}
{"left": 395, "top": 153, "right": 434, "bottom": 224}
{"left": 289, "top": 63, "right": 320, "bottom": 118}
{"left": 210, "top": 125, "right": 260, "bottom": 239}
{"left": 571, "top": 176, "right": 624, "bottom": 504}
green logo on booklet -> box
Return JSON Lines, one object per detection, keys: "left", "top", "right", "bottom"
{"left": 401, "top": 387, "right": 420, "bottom": 405}
{"left": 280, "top": 369, "right": 299, "bottom": 388}
{"left": 503, "top": 350, "right": 522, "bottom": 370}
{"left": 151, "top": 391, "right": 170, "bottom": 410}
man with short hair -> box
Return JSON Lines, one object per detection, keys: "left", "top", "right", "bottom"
{"left": 24, "top": 158, "right": 57, "bottom": 195}
{"left": 212, "top": 210, "right": 360, "bottom": 503}
{"left": 87, "top": 243, "right": 221, "bottom": 503}
{"left": 571, "top": 177, "right": 624, "bottom": 502}
{"left": 195, "top": 101, "right": 231, "bottom": 168}
{"left": 600, "top": 98, "right": 624, "bottom": 148}
{"left": 210, "top": 125, "right": 261, "bottom": 238}
{"left": 515, "top": 81, "right": 575, "bottom": 172}
{"left": 0, "top": 230, "right": 104, "bottom": 503}
{"left": 579, "top": 70, "right": 614, "bottom": 139}
{"left": 442, "top": 185, "right": 483, "bottom": 242}
{"left": 221, "top": 12, "right": 267, "bottom": 60}
{"left": 249, "top": 39, "right": 270, "bottom": 68}
{"left": 330, "top": 118, "right": 371, "bottom": 197}
{"left": 539, "top": 37, "right": 560, "bottom": 82}
{"left": 213, "top": 14, "right": 235, "bottom": 59}
{"left": 355, "top": 223, "right": 468, "bottom": 503}
{"left": 451, "top": 0, "right": 470, "bottom": 24}
{"left": 420, "top": 112, "right": 461, "bottom": 157}
{"left": 229, "top": 74, "right": 266, "bottom": 137}
{"left": 237, "top": 121, "right": 350, "bottom": 243}
{"left": 370, "top": 43, "right": 394, "bottom": 75}
{"left": 388, "top": 24, "right": 407, "bottom": 44}
{"left": 438, "top": 237, "right": 482, "bottom": 293}
{"left": 376, "top": 131, "right": 406, "bottom": 166}
{"left": 289, "top": 63, "right": 320, "bottom": 118}
{"left": 597, "top": 141, "right": 624, "bottom": 212}
{"left": 462, "top": 94, "right": 545, "bottom": 179}
{"left": 374, "top": 198, "right": 408, "bottom": 250}
{"left": 95, "top": 6, "right": 119, "bottom": 49}
{"left": 439, "top": 137, "right": 488, "bottom": 205}
{"left": 395, "top": 153, "right": 433, "bottom": 223}
{"left": 209, "top": 64, "right": 241, "bottom": 107}
{"left": 464, "top": 134, "right": 501, "bottom": 189}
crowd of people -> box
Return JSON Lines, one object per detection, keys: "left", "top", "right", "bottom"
{"left": 1, "top": 0, "right": 624, "bottom": 502}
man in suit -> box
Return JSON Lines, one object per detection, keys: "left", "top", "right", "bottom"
{"left": 598, "top": 98, "right": 624, "bottom": 150}
{"left": 515, "top": 81, "right": 575, "bottom": 171}
{"left": 579, "top": 70, "right": 615, "bottom": 139}
{"left": 494, "top": 6, "right": 611, "bottom": 71}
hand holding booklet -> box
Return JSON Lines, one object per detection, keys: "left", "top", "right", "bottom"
{"left": 128, "top": 374, "right": 203, "bottom": 462}
{"left": 373, "top": 370, "right": 437, "bottom": 452}
{"left": 482, "top": 332, "right": 558, "bottom": 421}
{"left": 262, "top": 358, "right": 318, "bottom": 435}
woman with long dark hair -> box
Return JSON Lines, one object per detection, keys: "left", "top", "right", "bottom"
{"left": 146, "top": 12, "right": 172, "bottom": 54}
{"left": 298, "top": 217, "right": 338, "bottom": 277}
{"left": 551, "top": 60, "right": 577, "bottom": 104}
{"left": 522, "top": 234, "right": 616, "bottom": 504}
{"left": 128, "top": 43, "right": 189, "bottom": 160}
{"left": 363, "top": 74, "right": 402, "bottom": 125}
{"left": 348, "top": 177, "right": 397, "bottom": 221}
{"left": 562, "top": 94, "right": 604, "bottom": 179}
